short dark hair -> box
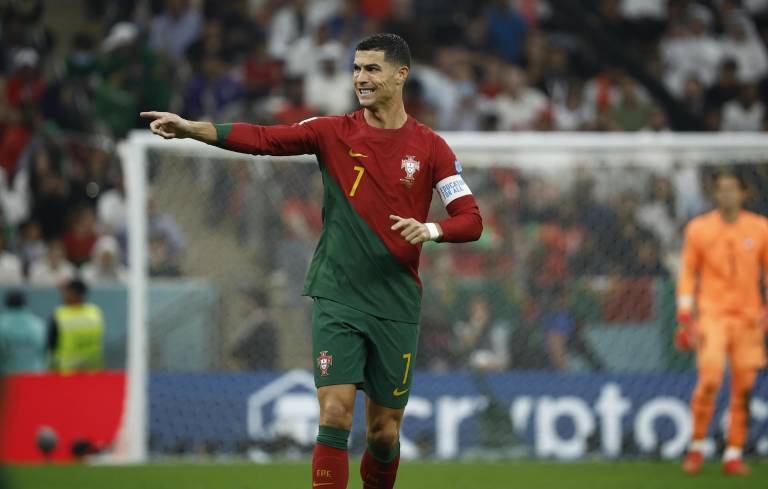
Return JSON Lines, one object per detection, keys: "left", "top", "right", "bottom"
{"left": 5, "top": 290, "right": 25, "bottom": 309}
{"left": 65, "top": 278, "right": 88, "bottom": 298}
{"left": 712, "top": 168, "right": 747, "bottom": 189}
{"left": 355, "top": 33, "right": 411, "bottom": 68}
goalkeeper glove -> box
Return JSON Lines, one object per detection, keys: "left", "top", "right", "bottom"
{"left": 674, "top": 310, "right": 698, "bottom": 352}
{"left": 758, "top": 306, "right": 768, "bottom": 334}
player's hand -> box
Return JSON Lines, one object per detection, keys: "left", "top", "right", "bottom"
{"left": 758, "top": 306, "right": 768, "bottom": 334}
{"left": 390, "top": 215, "right": 431, "bottom": 245}
{"left": 140, "top": 111, "right": 193, "bottom": 139}
{"left": 674, "top": 310, "right": 698, "bottom": 351}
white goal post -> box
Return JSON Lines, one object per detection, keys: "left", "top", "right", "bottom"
{"left": 111, "top": 130, "right": 768, "bottom": 463}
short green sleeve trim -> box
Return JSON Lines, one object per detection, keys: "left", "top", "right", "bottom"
{"left": 214, "top": 123, "right": 233, "bottom": 146}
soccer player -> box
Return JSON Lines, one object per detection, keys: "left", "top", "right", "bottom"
{"left": 141, "top": 33, "right": 482, "bottom": 488}
{"left": 675, "top": 170, "right": 768, "bottom": 476}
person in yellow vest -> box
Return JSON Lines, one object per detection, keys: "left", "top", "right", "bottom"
{"left": 47, "top": 279, "right": 105, "bottom": 373}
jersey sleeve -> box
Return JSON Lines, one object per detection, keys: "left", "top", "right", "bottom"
{"left": 431, "top": 135, "right": 482, "bottom": 243}
{"left": 762, "top": 219, "right": 768, "bottom": 272}
{"left": 676, "top": 221, "right": 701, "bottom": 313}
{"left": 213, "top": 117, "right": 323, "bottom": 156}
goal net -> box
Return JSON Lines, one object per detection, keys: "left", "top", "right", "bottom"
{"left": 114, "top": 131, "right": 768, "bottom": 462}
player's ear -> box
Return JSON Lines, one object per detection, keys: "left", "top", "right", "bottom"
{"left": 396, "top": 65, "right": 409, "bottom": 86}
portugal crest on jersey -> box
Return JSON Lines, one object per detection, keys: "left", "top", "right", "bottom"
{"left": 400, "top": 155, "right": 420, "bottom": 188}
{"left": 316, "top": 351, "right": 333, "bottom": 376}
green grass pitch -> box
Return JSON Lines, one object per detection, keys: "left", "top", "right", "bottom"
{"left": 3, "top": 461, "right": 767, "bottom": 489}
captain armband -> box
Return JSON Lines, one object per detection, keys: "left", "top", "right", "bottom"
{"left": 435, "top": 174, "right": 472, "bottom": 207}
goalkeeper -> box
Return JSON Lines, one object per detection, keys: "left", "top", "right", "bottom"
{"left": 142, "top": 33, "right": 482, "bottom": 489}
{"left": 675, "top": 170, "right": 768, "bottom": 476}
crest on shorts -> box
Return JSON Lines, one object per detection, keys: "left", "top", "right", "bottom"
{"left": 316, "top": 351, "right": 333, "bottom": 376}
{"left": 400, "top": 155, "right": 420, "bottom": 188}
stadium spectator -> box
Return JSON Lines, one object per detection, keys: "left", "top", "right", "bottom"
{"left": 704, "top": 58, "right": 741, "bottom": 114}
{"left": 273, "top": 76, "right": 317, "bottom": 124}
{"left": 720, "top": 84, "right": 765, "bottom": 131}
{"left": 553, "top": 82, "right": 593, "bottom": 130}
{"left": 607, "top": 75, "right": 653, "bottom": 131}
{"left": 240, "top": 35, "right": 284, "bottom": 102}
{"left": 0, "top": 155, "right": 30, "bottom": 228}
{"left": 29, "top": 144, "right": 69, "bottom": 241}
{"left": 681, "top": 76, "right": 707, "bottom": 118}
{"left": 283, "top": 24, "right": 340, "bottom": 78}
{"left": 230, "top": 288, "right": 278, "bottom": 370}
{"left": 719, "top": 13, "right": 768, "bottom": 84}
{"left": 0, "top": 233, "right": 23, "bottom": 283}
{"left": 494, "top": 65, "right": 547, "bottom": 131}
{"left": 14, "top": 220, "right": 46, "bottom": 276}
{"left": 96, "top": 171, "right": 126, "bottom": 234}
{"left": 484, "top": 0, "right": 529, "bottom": 63}
{"left": 304, "top": 44, "right": 354, "bottom": 115}
{"left": 276, "top": 174, "right": 322, "bottom": 302}
{"left": 61, "top": 206, "right": 98, "bottom": 266}
{"left": 454, "top": 295, "right": 509, "bottom": 372}
{"left": 94, "top": 22, "right": 171, "bottom": 138}
{"left": 539, "top": 285, "right": 576, "bottom": 371}
{"left": 149, "top": 236, "right": 181, "bottom": 277}
{"left": 28, "top": 240, "right": 75, "bottom": 285}
{"left": 183, "top": 54, "right": 243, "bottom": 121}
{"left": 80, "top": 235, "right": 127, "bottom": 284}
{"left": 6, "top": 48, "right": 45, "bottom": 107}
{"left": 419, "top": 256, "right": 463, "bottom": 371}
{"left": 148, "top": 198, "right": 185, "bottom": 261}
{"left": 0, "top": 290, "right": 47, "bottom": 373}
{"left": 43, "top": 32, "right": 97, "bottom": 133}
{"left": 149, "top": 0, "right": 203, "bottom": 62}
{"left": 659, "top": 4, "right": 721, "bottom": 95}
{"left": 148, "top": 199, "right": 185, "bottom": 277}
{"left": 636, "top": 175, "right": 678, "bottom": 252}
{"left": 48, "top": 278, "right": 105, "bottom": 373}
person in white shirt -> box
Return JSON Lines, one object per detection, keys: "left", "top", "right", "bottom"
{"left": 660, "top": 6, "right": 722, "bottom": 95}
{"left": 304, "top": 44, "right": 354, "bottom": 115}
{"left": 721, "top": 84, "right": 765, "bottom": 131}
{"left": 494, "top": 65, "right": 548, "bottom": 131}
{"left": 719, "top": 14, "right": 768, "bottom": 84}
{"left": 149, "top": 0, "right": 203, "bottom": 61}
{"left": 28, "top": 240, "right": 75, "bottom": 285}
{"left": 553, "top": 83, "right": 594, "bottom": 130}
{"left": 97, "top": 173, "right": 126, "bottom": 234}
{"left": 80, "top": 235, "right": 127, "bottom": 285}
{"left": 0, "top": 234, "right": 23, "bottom": 284}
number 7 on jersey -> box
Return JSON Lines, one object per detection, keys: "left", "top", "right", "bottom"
{"left": 349, "top": 165, "right": 365, "bottom": 197}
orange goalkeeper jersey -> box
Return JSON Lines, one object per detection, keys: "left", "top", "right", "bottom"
{"left": 677, "top": 210, "right": 768, "bottom": 317}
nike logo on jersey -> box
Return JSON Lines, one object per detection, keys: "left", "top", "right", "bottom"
{"left": 348, "top": 149, "right": 368, "bottom": 158}
{"left": 392, "top": 387, "right": 409, "bottom": 397}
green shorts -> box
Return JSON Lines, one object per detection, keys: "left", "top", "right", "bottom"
{"left": 311, "top": 297, "right": 420, "bottom": 409}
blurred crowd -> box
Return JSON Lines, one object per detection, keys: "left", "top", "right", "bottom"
{"left": 1, "top": 0, "right": 768, "bottom": 372}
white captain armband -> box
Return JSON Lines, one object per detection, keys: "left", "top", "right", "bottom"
{"left": 435, "top": 174, "right": 472, "bottom": 206}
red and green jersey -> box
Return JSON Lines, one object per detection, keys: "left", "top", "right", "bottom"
{"left": 215, "top": 109, "right": 482, "bottom": 323}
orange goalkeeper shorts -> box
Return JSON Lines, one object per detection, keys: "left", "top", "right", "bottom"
{"left": 696, "top": 313, "right": 766, "bottom": 371}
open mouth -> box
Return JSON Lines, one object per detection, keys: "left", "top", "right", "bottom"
{"left": 358, "top": 87, "right": 376, "bottom": 96}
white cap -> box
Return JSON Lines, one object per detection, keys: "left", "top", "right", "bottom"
{"left": 317, "top": 43, "right": 342, "bottom": 63}
{"left": 92, "top": 234, "right": 120, "bottom": 259}
{"left": 13, "top": 48, "right": 39, "bottom": 70}
{"left": 102, "top": 22, "right": 139, "bottom": 52}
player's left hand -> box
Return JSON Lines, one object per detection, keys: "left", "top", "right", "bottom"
{"left": 674, "top": 310, "right": 698, "bottom": 351}
{"left": 758, "top": 306, "right": 768, "bottom": 334}
{"left": 390, "top": 215, "right": 430, "bottom": 245}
